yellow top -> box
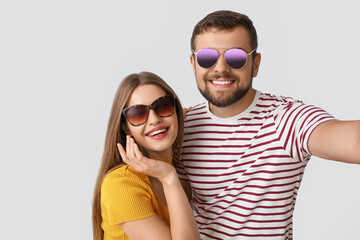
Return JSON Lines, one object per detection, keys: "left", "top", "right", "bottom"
{"left": 100, "top": 158, "right": 171, "bottom": 240}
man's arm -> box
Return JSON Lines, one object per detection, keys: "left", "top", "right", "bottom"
{"left": 309, "top": 120, "right": 360, "bottom": 164}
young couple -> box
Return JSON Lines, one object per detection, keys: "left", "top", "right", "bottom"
{"left": 92, "top": 10, "right": 360, "bottom": 240}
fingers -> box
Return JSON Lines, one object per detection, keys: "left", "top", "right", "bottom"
{"left": 182, "top": 106, "right": 193, "bottom": 117}
{"left": 128, "top": 136, "right": 138, "bottom": 161}
{"left": 129, "top": 137, "right": 146, "bottom": 169}
{"left": 118, "top": 141, "right": 134, "bottom": 167}
{"left": 118, "top": 135, "right": 143, "bottom": 170}
{"left": 117, "top": 136, "right": 172, "bottom": 180}
{"left": 117, "top": 143, "right": 127, "bottom": 162}
{"left": 183, "top": 107, "right": 188, "bottom": 117}
{"left": 133, "top": 142, "right": 144, "bottom": 160}
{"left": 126, "top": 135, "right": 131, "bottom": 157}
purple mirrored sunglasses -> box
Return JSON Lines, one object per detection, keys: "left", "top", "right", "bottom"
{"left": 192, "top": 48, "right": 256, "bottom": 69}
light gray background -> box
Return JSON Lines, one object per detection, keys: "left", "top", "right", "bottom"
{"left": 1, "top": 0, "right": 359, "bottom": 239}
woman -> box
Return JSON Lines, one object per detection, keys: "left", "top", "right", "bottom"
{"left": 92, "top": 72, "right": 200, "bottom": 240}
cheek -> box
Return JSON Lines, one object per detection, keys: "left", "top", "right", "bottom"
{"left": 197, "top": 67, "right": 208, "bottom": 77}
{"left": 168, "top": 114, "right": 179, "bottom": 139}
{"left": 127, "top": 125, "right": 145, "bottom": 143}
{"left": 195, "top": 69, "right": 208, "bottom": 87}
{"left": 124, "top": 122, "right": 132, "bottom": 136}
{"left": 127, "top": 123, "right": 136, "bottom": 136}
{"left": 173, "top": 117, "right": 179, "bottom": 135}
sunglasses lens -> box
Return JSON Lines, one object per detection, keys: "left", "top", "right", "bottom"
{"left": 125, "top": 106, "right": 148, "bottom": 126}
{"left": 225, "top": 49, "right": 248, "bottom": 69}
{"left": 154, "top": 96, "right": 175, "bottom": 117}
{"left": 196, "top": 48, "right": 219, "bottom": 68}
{"left": 124, "top": 95, "right": 175, "bottom": 126}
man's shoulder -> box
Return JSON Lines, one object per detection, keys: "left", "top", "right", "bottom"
{"left": 257, "top": 91, "right": 304, "bottom": 108}
{"left": 188, "top": 102, "right": 207, "bottom": 111}
{"left": 185, "top": 102, "right": 208, "bottom": 117}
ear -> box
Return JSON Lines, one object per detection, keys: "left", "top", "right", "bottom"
{"left": 252, "top": 53, "right": 261, "bottom": 78}
{"left": 190, "top": 53, "right": 196, "bottom": 76}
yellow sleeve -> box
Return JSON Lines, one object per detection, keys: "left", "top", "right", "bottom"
{"left": 101, "top": 168, "right": 155, "bottom": 226}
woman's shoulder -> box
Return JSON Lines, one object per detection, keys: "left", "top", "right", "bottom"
{"left": 101, "top": 165, "right": 149, "bottom": 193}
{"left": 100, "top": 165, "right": 156, "bottom": 226}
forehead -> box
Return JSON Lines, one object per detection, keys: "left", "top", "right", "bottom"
{"left": 194, "top": 26, "right": 251, "bottom": 51}
{"left": 127, "top": 84, "right": 167, "bottom": 106}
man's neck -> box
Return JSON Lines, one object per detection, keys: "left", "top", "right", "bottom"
{"left": 209, "top": 88, "right": 256, "bottom": 118}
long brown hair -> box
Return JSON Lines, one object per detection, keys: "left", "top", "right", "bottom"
{"left": 92, "top": 72, "right": 184, "bottom": 240}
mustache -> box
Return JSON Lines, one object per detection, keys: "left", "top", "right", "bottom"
{"left": 204, "top": 73, "right": 240, "bottom": 81}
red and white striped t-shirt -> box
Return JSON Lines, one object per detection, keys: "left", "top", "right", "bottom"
{"left": 176, "top": 91, "right": 335, "bottom": 240}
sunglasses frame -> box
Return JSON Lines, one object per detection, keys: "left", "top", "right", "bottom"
{"left": 192, "top": 47, "right": 257, "bottom": 69}
{"left": 123, "top": 94, "right": 176, "bottom": 127}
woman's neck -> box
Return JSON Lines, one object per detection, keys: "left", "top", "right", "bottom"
{"left": 147, "top": 148, "right": 173, "bottom": 163}
{"left": 149, "top": 152, "right": 173, "bottom": 165}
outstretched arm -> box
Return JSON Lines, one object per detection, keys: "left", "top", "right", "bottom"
{"left": 117, "top": 136, "right": 200, "bottom": 240}
{"left": 309, "top": 120, "right": 360, "bottom": 164}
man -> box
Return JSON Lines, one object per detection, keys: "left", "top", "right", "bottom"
{"left": 175, "top": 10, "right": 360, "bottom": 240}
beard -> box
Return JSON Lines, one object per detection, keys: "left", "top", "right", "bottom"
{"left": 197, "top": 72, "right": 253, "bottom": 108}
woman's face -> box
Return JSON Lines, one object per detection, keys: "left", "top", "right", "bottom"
{"left": 124, "top": 84, "right": 178, "bottom": 159}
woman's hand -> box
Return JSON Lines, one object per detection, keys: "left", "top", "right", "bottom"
{"left": 117, "top": 135, "right": 176, "bottom": 184}
{"left": 118, "top": 135, "right": 201, "bottom": 240}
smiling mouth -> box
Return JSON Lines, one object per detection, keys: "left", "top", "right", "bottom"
{"left": 210, "top": 80, "right": 234, "bottom": 85}
{"left": 208, "top": 79, "right": 236, "bottom": 88}
{"left": 146, "top": 127, "right": 168, "bottom": 137}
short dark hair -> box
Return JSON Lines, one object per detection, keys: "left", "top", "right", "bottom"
{"left": 191, "top": 10, "right": 258, "bottom": 55}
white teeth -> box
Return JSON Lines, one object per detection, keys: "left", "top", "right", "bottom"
{"left": 211, "top": 80, "right": 232, "bottom": 85}
{"left": 147, "top": 129, "right": 167, "bottom": 136}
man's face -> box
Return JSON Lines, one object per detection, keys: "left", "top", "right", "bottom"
{"left": 191, "top": 26, "right": 260, "bottom": 108}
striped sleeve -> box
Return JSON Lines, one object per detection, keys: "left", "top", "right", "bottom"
{"left": 274, "top": 100, "right": 335, "bottom": 161}
{"left": 173, "top": 153, "right": 189, "bottom": 181}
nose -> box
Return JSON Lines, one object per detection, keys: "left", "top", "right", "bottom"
{"left": 147, "top": 109, "right": 162, "bottom": 125}
{"left": 213, "top": 53, "right": 231, "bottom": 73}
